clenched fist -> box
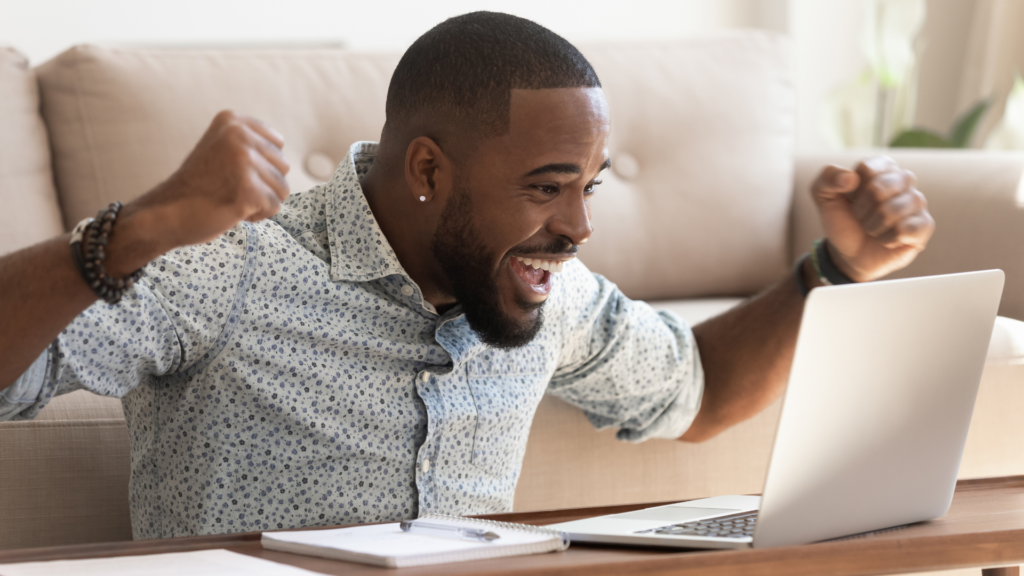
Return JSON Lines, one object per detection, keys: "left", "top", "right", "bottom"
{"left": 125, "top": 110, "right": 291, "bottom": 251}
{"left": 811, "top": 156, "right": 935, "bottom": 282}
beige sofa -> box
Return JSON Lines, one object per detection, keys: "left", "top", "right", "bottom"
{"left": 3, "top": 32, "right": 1024, "bottom": 551}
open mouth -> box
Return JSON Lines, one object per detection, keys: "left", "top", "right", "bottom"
{"left": 508, "top": 256, "right": 569, "bottom": 299}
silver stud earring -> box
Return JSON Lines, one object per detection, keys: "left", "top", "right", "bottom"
{"left": 419, "top": 196, "right": 427, "bottom": 202}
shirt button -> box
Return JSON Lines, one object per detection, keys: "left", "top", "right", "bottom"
{"left": 420, "top": 372, "right": 429, "bottom": 382}
{"left": 422, "top": 458, "right": 431, "bottom": 472}
{"left": 401, "top": 285, "right": 414, "bottom": 296}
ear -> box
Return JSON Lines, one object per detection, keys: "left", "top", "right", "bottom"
{"left": 404, "top": 137, "right": 452, "bottom": 204}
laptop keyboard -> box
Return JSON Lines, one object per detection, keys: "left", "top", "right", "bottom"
{"left": 635, "top": 510, "right": 758, "bottom": 539}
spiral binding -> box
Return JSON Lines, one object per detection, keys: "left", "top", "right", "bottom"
{"left": 419, "top": 513, "right": 571, "bottom": 550}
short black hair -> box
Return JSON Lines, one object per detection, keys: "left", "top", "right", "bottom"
{"left": 384, "top": 11, "right": 601, "bottom": 143}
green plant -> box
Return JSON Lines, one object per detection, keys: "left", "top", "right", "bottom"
{"left": 889, "top": 100, "right": 990, "bottom": 148}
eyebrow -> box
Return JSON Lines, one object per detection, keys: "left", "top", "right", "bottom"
{"left": 523, "top": 158, "right": 611, "bottom": 178}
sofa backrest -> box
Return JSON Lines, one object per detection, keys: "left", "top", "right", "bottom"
{"left": 34, "top": 32, "right": 796, "bottom": 301}
{"left": 580, "top": 35, "right": 795, "bottom": 299}
{"left": 0, "top": 47, "right": 64, "bottom": 256}
{"left": 34, "top": 46, "right": 399, "bottom": 231}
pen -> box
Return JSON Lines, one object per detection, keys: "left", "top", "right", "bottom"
{"left": 400, "top": 520, "right": 500, "bottom": 542}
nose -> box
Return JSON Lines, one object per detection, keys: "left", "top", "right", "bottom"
{"left": 547, "top": 190, "right": 593, "bottom": 247}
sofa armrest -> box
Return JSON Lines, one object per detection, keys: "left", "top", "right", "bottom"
{"left": 792, "top": 150, "right": 1024, "bottom": 320}
{"left": 0, "top": 391, "right": 131, "bottom": 549}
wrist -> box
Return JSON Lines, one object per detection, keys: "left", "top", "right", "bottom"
{"left": 823, "top": 240, "right": 869, "bottom": 283}
{"left": 794, "top": 239, "right": 855, "bottom": 299}
{"left": 802, "top": 257, "right": 826, "bottom": 290}
{"left": 811, "top": 239, "right": 857, "bottom": 286}
{"left": 103, "top": 203, "right": 175, "bottom": 278}
{"left": 794, "top": 255, "right": 825, "bottom": 298}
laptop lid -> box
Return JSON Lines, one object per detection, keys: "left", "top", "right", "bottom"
{"left": 753, "top": 270, "right": 1004, "bottom": 548}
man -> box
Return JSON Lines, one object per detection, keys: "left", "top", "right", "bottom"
{"left": 0, "top": 12, "right": 933, "bottom": 539}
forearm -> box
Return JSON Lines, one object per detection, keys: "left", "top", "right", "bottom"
{"left": 0, "top": 206, "right": 168, "bottom": 391}
{"left": 0, "top": 111, "right": 288, "bottom": 394}
{"left": 680, "top": 260, "right": 820, "bottom": 442}
{"left": 675, "top": 157, "right": 934, "bottom": 442}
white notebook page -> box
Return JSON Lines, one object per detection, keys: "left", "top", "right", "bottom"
{"left": 0, "top": 549, "right": 319, "bottom": 576}
{"left": 264, "top": 519, "right": 555, "bottom": 558}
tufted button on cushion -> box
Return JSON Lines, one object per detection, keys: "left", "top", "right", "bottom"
{"left": 612, "top": 151, "right": 640, "bottom": 181}
{"left": 304, "top": 152, "right": 336, "bottom": 182}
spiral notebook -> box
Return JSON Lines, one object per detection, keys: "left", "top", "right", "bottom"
{"left": 260, "top": 514, "right": 570, "bottom": 568}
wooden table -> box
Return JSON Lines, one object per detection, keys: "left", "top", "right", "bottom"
{"left": 3, "top": 476, "right": 1024, "bottom": 575}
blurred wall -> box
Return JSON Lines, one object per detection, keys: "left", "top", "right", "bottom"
{"left": 915, "top": 0, "right": 975, "bottom": 138}
{"left": 0, "top": 0, "right": 759, "bottom": 64}
{"left": 0, "top": 0, "right": 983, "bottom": 153}
{"left": 781, "top": 0, "right": 984, "bottom": 152}
{"left": 786, "top": 0, "right": 867, "bottom": 153}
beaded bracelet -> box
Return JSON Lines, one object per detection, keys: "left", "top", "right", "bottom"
{"left": 69, "top": 202, "right": 145, "bottom": 305}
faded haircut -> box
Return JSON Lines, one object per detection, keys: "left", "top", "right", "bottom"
{"left": 383, "top": 11, "right": 602, "bottom": 144}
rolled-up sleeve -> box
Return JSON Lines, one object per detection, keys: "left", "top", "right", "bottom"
{"left": 0, "top": 226, "right": 251, "bottom": 421}
{"left": 548, "top": 262, "right": 704, "bottom": 442}
{"left": 0, "top": 350, "right": 56, "bottom": 420}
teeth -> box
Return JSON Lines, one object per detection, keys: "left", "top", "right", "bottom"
{"left": 514, "top": 256, "right": 571, "bottom": 274}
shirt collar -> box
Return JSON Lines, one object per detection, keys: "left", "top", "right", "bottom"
{"left": 325, "top": 141, "right": 409, "bottom": 284}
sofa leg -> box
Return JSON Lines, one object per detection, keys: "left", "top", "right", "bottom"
{"left": 983, "top": 567, "right": 1020, "bottom": 576}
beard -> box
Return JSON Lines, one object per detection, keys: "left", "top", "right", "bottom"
{"left": 431, "top": 182, "right": 545, "bottom": 349}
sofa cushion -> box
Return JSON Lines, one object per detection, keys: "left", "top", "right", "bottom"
{"left": 35, "top": 46, "right": 401, "bottom": 230}
{"left": 517, "top": 391, "right": 781, "bottom": 512}
{"left": 578, "top": 33, "right": 796, "bottom": 300}
{"left": 0, "top": 47, "right": 64, "bottom": 256}
{"left": 987, "top": 316, "right": 1024, "bottom": 365}
{"left": 651, "top": 297, "right": 743, "bottom": 326}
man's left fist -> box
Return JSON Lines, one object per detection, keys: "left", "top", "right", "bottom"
{"left": 811, "top": 155, "right": 935, "bottom": 283}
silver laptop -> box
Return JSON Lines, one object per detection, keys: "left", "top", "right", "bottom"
{"left": 548, "top": 270, "right": 1004, "bottom": 549}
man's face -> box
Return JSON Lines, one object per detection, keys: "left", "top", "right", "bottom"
{"left": 431, "top": 87, "right": 610, "bottom": 348}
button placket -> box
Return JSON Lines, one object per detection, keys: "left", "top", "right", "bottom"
{"left": 412, "top": 370, "right": 437, "bottom": 507}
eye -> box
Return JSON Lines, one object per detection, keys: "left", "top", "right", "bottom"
{"left": 533, "top": 184, "right": 560, "bottom": 195}
{"left": 584, "top": 179, "right": 603, "bottom": 195}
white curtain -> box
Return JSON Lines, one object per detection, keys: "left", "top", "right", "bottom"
{"left": 955, "top": 0, "right": 1024, "bottom": 145}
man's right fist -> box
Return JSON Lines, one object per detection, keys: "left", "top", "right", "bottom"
{"left": 130, "top": 110, "right": 291, "bottom": 250}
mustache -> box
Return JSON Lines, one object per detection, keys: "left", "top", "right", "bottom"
{"left": 510, "top": 237, "right": 578, "bottom": 257}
